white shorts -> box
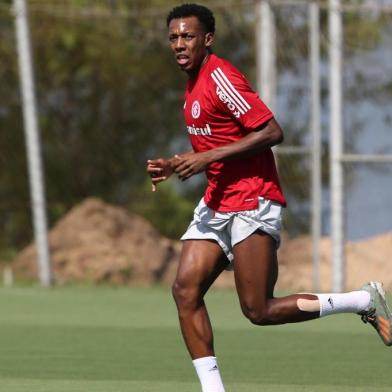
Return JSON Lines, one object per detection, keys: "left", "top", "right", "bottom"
{"left": 181, "top": 197, "right": 282, "bottom": 270}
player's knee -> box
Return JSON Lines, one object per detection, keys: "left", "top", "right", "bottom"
{"left": 172, "top": 280, "right": 200, "bottom": 310}
{"left": 171, "top": 279, "right": 186, "bottom": 305}
{"left": 241, "top": 305, "right": 272, "bottom": 326}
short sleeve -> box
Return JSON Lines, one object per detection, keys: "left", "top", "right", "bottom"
{"left": 209, "top": 65, "right": 273, "bottom": 133}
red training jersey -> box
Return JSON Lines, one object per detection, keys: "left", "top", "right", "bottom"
{"left": 183, "top": 53, "right": 286, "bottom": 212}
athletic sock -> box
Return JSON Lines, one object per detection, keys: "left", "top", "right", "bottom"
{"left": 192, "top": 356, "right": 225, "bottom": 392}
{"left": 316, "top": 290, "right": 371, "bottom": 317}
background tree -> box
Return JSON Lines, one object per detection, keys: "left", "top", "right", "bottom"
{"left": 0, "top": 0, "right": 391, "bottom": 261}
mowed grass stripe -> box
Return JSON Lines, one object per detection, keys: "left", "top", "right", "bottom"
{"left": 0, "top": 287, "right": 180, "bottom": 329}
{"left": 0, "top": 379, "right": 199, "bottom": 392}
{"left": 0, "top": 325, "right": 390, "bottom": 387}
{"left": 0, "top": 287, "right": 391, "bottom": 391}
{"left": 2, "top": 379, "right": 392, "bottom": 392}
{"left": 0, "top": 286, "right": 386, "bottom": 333}
{"left": 0, "top": 325, "right": 190, "bottom": 381}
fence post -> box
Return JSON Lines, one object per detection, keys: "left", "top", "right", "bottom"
{"left": 256, "top": 0, "right": 276, "bottom": 111}
{"left": 310, "top": 2, "right": 322, "bottom": 292}
{"left": 329, "top": 0, "right": 345, "bottom": 292}
{"left": 13, "top": 0, "right": 53, "bottom": 287}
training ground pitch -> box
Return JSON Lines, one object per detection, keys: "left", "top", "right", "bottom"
{"left": 0, "top": 286, "right": 390, "bottom": 391}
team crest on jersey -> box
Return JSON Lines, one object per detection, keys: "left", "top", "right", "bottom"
{"left": 191, "top": 100, "right": 201, "bottom": 119}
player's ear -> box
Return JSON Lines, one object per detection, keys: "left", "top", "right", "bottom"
{"left": 205, "top": 32, "right": 214, "bottom": 48}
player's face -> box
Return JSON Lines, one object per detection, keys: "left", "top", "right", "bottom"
{"left": 168, "top": 16, "right": 213, "bottom": 77}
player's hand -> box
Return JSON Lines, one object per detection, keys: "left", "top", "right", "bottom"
{"left": 172, "top": 151, "right": 211, "bottom": 181}
{"left": 147, "top": 158, "right": 174, "bottom": 192}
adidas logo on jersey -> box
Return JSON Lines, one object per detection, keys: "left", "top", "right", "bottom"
{"left": 187, "top": 123, "right": 212, "bottom": 136}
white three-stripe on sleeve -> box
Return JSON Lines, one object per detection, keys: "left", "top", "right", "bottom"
{"left": 211, "top": 67, "right": 251, "bottom": 115}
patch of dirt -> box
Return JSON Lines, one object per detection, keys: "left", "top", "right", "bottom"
{"left": 275, "top": 233, "right": 392, "bottom": 292}
{"left": 11, "top": 198, "right": 392, "bottom": 292}
{"left": 12, "top": 198, "right": 180, "bottom": 286}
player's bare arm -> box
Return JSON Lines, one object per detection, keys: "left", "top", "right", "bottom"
{"left": 173, "top": 118, "right": 283, "bottom": 180}
{"left": 211, "top": 118, "right": 284, "bottom": 160}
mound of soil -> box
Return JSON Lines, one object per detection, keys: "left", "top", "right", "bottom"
{"left": 12, "top": 198, "right": 180, "bottom": 285}
{"left": 11, "top": 198, "right": 392, "bottom": 292}
{"left": 276, "top": 233, "right": 392, "bottom": 292}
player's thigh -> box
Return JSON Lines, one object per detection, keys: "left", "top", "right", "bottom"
{"left": 233, "top": 230, "right": 278, "bottom": 307}
{"left": 175, "top": 239, "right": 228, "bottom": 296}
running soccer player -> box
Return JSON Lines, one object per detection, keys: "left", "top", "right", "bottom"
{"left": 147, "top": 4, "right": 392, "bottom": 392}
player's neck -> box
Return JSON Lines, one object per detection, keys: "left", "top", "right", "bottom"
{"left": 188, "top": 52, "right": 210, "bottom": 80}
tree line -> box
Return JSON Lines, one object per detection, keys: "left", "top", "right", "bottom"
{"left": 0, "top": 0, "right": 389, "bottom": 261}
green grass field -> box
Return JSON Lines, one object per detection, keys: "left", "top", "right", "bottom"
{"left": 0, "top": 286, "right": 390, "bottom": 392}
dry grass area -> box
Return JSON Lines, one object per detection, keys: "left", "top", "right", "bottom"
{"left": 11, "top": 198, "right": 392, "bottom": 292}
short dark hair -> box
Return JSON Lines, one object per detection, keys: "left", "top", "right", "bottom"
{"left": 166, "top": 3, "right": 215, "bottom": 34}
